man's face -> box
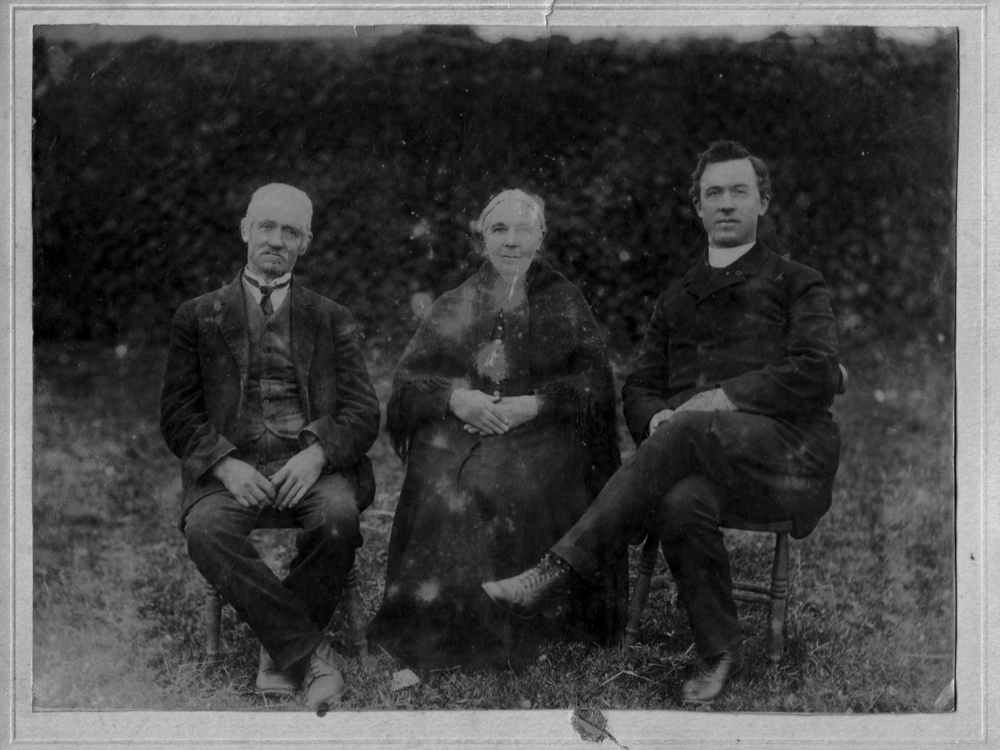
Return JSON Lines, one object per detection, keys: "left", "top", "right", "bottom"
{"left": 695, "top": 158, "right": 770, "bottom": 248}
{"left": 241, "top": 193, "right": 312, "bottom": 281}
{"left": 482, "top": 200, "right": 544, "bottom": 280}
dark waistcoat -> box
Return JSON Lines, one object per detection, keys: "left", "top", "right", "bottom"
{"left": 240, "top": 288, "right": 306, "bottom": 462}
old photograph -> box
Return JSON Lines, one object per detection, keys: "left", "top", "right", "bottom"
{"left": 7, "top": 2, "right": 991, "bottom": 748}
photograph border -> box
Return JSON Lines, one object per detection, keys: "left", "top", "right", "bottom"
{"left": 4, "top": 1, "right": 993, "bottom": 748}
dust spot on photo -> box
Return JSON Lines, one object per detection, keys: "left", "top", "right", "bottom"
{"left": 416, "top": 580, "right": 441, "bottom": 603}
{"left": 436, "top": 298, "right": 474, "bottom": 339}
{"left": 446, "top": 488, "right": 471, "bottom": 513}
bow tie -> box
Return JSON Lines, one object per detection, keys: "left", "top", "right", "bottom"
{"left": 244, "top": 274, "right": 290, "bottom": 316}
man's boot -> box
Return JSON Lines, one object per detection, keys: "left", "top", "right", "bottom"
{"left": 480, "top": 553, "right": 573, "bottom": 617}
{"left": 255, "top": 645, "right": 297, "bottom": 698}
{"left": 681, "top": 645, "right": 744, "bottom": 704}
{"left": 302, "top": 639, "right": 348, "bottom": 712}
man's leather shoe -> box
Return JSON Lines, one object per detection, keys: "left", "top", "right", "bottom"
{"left": 255, "top": 645, "right": 296, "bottom": 698}
{"left": 302, "top": 639, "right": 348, "bottom": 712}
{"left": 480, "top": 553, "right": 572, "bottom": 617}
{"left": 681, "top": 646, "right": 743, "bottom": 704}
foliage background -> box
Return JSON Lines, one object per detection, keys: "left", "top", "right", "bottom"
{"left": 31, "top": 26, "right": 957, "bottom": 352}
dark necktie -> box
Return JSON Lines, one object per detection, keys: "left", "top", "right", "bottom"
{"left": 245, "top": 275, "right": 290, "bottom": 316}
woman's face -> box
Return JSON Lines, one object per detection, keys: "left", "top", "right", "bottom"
{"left": 482, "top": 200, "right": 544, "bottom": 280}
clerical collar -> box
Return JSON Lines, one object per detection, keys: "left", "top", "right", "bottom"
{"left": 243, "top": 268, "right": 291, "bottom": 289}
{"left": 708, "top": 241, "right": 756, "bottom": 268}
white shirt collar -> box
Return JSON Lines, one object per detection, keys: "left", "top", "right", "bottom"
{"left": 243, "top": 267, "right": 291, "bottom": 288}
{"left": 708, "top": 241, "right": 756, "bottom": 268}
{"left": 242, "top": 267, "right": 292, "bottom": 311}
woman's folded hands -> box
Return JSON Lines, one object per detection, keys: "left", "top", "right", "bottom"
{"left": 449, "top": 388, "right": 539, "bottom": 435}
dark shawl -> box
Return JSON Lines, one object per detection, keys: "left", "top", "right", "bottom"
{"left": 386, "top": 258, "right": 620, "bottom": 493}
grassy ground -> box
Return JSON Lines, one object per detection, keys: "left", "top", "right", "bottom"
{"left": 31, "top": 338, "right": 955, "bottom": 712}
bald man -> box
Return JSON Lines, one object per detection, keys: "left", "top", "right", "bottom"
{"left": 161, "top": 184, "right": 380, "bottom": 710}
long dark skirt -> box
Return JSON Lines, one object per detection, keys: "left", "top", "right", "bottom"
{"left": 367, "top": 418, "right": 626, "bottom": 671}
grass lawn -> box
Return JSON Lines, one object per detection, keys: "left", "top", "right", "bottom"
{"left": 31, "top": 338, "right": 954, "bottom": 712}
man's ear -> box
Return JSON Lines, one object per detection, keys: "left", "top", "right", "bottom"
{"left": 300, "top": 231, "right": 313, "bottom": 255}
{"left": 240, "top": 217, "right": 250, "bottom": 243}
{"left": 693, "top": 198, "right": 703, "bottom": 218}
{"left": 758, "top": 195, "right": 770, "bottom": 216}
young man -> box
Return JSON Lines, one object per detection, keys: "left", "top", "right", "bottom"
{"left": 483, "top": 142, "right": 842, "bottom": 704}
{"left": 161, "top": 183, "right": 380, "bottom": 710}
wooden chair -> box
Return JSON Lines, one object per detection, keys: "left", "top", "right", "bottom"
{"left": 624, "top": 365, "right": 848, "bottom": 663}
{"left": 203, "top": 515, "right": 368, "bottom": 662}
{"left": 625, "top": 517, "right": 793, "bottom": 662}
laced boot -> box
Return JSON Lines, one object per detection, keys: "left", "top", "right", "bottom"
{"left": 681, "top": 645, "right": 744, "bottom": 704}
{"left": 255, "top": 645, "right": 297, "bottom": 698}
{"left": 302, "top": 639, "right": 348, "bottom": 712}
{"left": 480, "top": 553, "right": 573, "bottom": 617}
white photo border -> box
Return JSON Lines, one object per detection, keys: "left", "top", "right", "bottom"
{"left": 4, "top": 1, "right": 992, "bottom": 748}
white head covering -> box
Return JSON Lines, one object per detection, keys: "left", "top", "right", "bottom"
{"left": 477, "top": 189, "right": 546, "bottom": 235}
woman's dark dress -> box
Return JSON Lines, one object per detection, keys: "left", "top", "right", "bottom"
{"left": 367, "top": 260, "right": 626, "bottom": 671}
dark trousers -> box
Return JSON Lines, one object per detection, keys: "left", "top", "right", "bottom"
{"left": 183, "top": 472, "right": 361, "bottom": 670}
{"left": 552, "top": 410, "right": 836, "bottom": 659}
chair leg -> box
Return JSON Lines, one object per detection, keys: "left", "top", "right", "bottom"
{"left": 767, "top": 531, "right": 790, "bottom": 663}
{"left": 343, "top": 566, "right": 368, "bottom": 655}
{"left": 625, "top": 533, "right": 660, "bottom": 647}
{"left": 205, "top": 582, "right": 222, "bottom": 663}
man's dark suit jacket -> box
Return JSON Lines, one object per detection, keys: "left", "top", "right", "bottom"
{"left": 622, "top": 241, "right": 842, "bottom": 537}
{"left": 161, "top": 272, "right": 381, "bottom": 527}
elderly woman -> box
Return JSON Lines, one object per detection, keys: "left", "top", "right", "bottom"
{"left": 367, "top": 190, "right": 626, "bottom": 671}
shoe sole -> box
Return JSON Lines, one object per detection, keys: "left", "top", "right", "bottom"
{"left": 256, "top": 675, "right": 297, "bottom": 698}
{"left": 480, "top": 583, "right": 569, "bottom": 619}
{"left": 680, "top": 693, "right": 718, "bottom": 706}
{"left": 257, "top": 686, "right": 296, "bottom": 699}
{"left": 480, "top": 583, "right": 532, "bottom": 618}
{"left": 310, "top": 682, "right": 348, "bottom": 714}
{"left": 680, "top": 685, "right": 730, "bottom": 705}
{"left": 680, "top": 659, "right": 743, "bottom": 705}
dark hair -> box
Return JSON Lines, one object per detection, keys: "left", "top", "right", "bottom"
{"left": 688, "top": 141, "right": 772, "bottom": 202}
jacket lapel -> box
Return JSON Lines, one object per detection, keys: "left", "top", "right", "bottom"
{"left": 684, "top": 241, "right": 770, "bottom": 302}
{"left": 218, "top": 274, "right": 250, "bottom": 387}
{"left": 290, "top": 279, "right": 320, "bottom": 416}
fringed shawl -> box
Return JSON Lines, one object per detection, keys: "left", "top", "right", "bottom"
{"left": 386, "top": 259, "right": 621, "bottom": 494}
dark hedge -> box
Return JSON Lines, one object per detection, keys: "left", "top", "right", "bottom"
{"left": 32, "top": 26, "right": 957, "bottom": 353}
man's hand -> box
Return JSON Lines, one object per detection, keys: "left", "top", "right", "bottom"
{"left": 450, "top": 389, "right": 509, "bottom": 435}
{"left": 648, "top": 389, "right": 737, "bottom": 436}
{"left": 212, "top": 456, "right": 275, "bottom": 508}
{"left": 647, "top": 408, "right": 675, "bottom": 436}
{"left": 464, "top": 395, "right": 538, "bottom": 435}
{"left": 272, "top": 443, "right": 327, "bottom": 510}
{"left": 674, "top": 388, "right": 737, "bottom": 415}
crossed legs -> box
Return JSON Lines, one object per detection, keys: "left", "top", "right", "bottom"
{"left": 519, "top": 409, "right": 834, "bottom": 663}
